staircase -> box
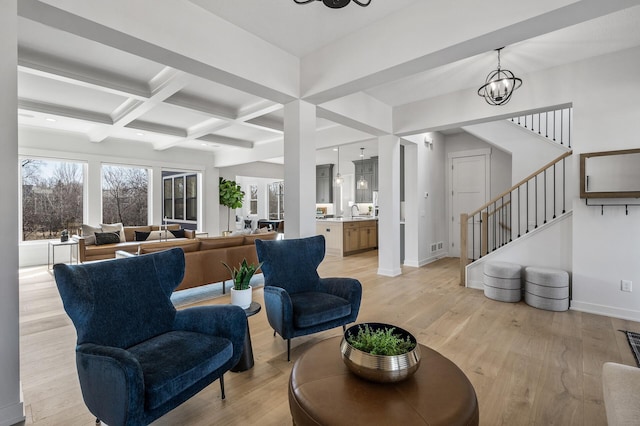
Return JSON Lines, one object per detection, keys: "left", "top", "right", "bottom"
{"left": 510, "top": 106, "right": 572, "bottom": 149}
{"left": 459, "top": 107, "right": 573, "bottom": 285}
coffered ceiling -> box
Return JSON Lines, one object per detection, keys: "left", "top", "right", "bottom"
{"left": 15, "top": 0, "right": 640, "bottom": 166}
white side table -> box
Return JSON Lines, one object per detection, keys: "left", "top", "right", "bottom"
{"left": 48, "top": 240, "right": 79, "bottom": 270}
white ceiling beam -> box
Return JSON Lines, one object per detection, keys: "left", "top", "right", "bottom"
{"left": 18, "top": 99, "right": 112, "bottom": 124}
{"left": 126, "top": 120, "right": 187, "bottom": 138}
{"left": 301, "top": 0, "right": 640, "bottom": 104}
{"left": 163, "top": 93, "right": 236, "bottom": 121}
{"left": 17, "top": 47, "right": 150, "bottom": 100}
{"left": 318, "top": 92, "right": 392, "bottom": 136}
{"left": 197, "top": 134, "right": 254, "bottom": 149}
{"left": 213, "top": 138, "right": 284, "bottom": 168}
{"left": 236, "top": 101, "right": 282, "bottom": 122}
{"left": 153, "top": 119, "right": 233, "bottom": 151}
{"left": 90, "top": 67, "right": 191, "bottom": 142}
{"left": 18, "top": 0, "right": 299, "bottom": 104}
{"left": 242, "top": 117, "right": 284, "bottom": 134}
{"left": 155, "top": 99, "right": 283, "bottom": 151}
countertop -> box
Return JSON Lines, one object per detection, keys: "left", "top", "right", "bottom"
{"left": 316, "top": 216, "right": 378, "bottom": 223}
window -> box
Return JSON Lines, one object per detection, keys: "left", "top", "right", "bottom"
{"left": 162, "top": 172, "right": 199, "bottom": 226}
{"left": 21, "top": 158, "right": 83, "bottom": 241}
{"left": 102, "top": 164, "right": 149, "bottom": 226}
{"left": 268, "top": 181, "right": 284, "bottom": 220}
{"left": 249, "top": 184, "right": 258, "bottom": 215}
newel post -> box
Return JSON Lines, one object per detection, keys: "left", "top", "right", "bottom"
{"left": 459, "top": 213, "right": 468, "bottom": 286}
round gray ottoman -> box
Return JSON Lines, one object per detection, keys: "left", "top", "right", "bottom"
{"left": 483, "top": 261, "right": 522, "bottom": 302}
{"left": 524, "top": 266, "right": 569, "bottom": 311}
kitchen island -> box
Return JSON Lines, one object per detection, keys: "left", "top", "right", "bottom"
{"left": 316, "top": 217, "right": 378, "bottom": 257}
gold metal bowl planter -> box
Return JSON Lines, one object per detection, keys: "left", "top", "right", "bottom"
{"left": 340, "top": 322, "right": 421, "bottom": 383}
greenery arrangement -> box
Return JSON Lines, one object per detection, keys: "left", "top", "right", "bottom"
{"left": 222, "top": 258, "right": 263, "bottom": 291}
{"left": 346, "top": 324, "right": 416, "bottom": 356}
{"left": 219, "top": 177, "right": 245, "bottom": 233}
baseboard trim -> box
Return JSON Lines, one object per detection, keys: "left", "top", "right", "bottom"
{"left": 403, "top": 255, "right": 442, "bottom": 268}
{"left": 377, "top": 267, "right": 402, "bottom": 277}
{"left": 468, "top": 279, "right": 484, "bottom": 290}
{"left": 571, "top": 301, "right": 640, "bottom": 322}
{"left": 0, "top": 400, "right": 25, "bottom": 426}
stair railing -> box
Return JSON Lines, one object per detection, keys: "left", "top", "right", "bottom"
{"left": 459, "top": 151, "right": 572, "bottom": 285}
{"left": 510, "top": 107, "right": 572, "bottom": 148}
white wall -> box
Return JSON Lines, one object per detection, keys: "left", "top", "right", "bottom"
{"left": 18, "top": 127, "right": 216, "bottom": 266}
{"left": 395, "top": 46, "right": 640, "bottom": 321}
{"left": 0, "top": 1, "right": 25, "bottom": 424}
{"left": 463, "top": 120, "right": 567, "bottom": 184}
{"left": 570, "top": 47, "right": 640, "bottom": 321}
{"left": 403, "top": 132, "right": 448, "bottom": 267}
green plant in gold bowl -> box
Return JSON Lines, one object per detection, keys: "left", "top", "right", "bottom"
{"left": 340, "top": 322, "right": 421, "bottom": 383}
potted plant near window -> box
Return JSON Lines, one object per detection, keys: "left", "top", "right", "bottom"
{"left": 219, "top": 177, "right": 245, "bottom": 236}
{"left": 222, "top": 258, "right": 262, "bottom": 309}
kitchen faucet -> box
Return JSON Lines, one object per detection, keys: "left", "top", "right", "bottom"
{"left": 351, "top": 205, "right": 359, "bottom": 217}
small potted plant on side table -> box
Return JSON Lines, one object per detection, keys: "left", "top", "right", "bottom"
{"left": 222, "top": 258, "right": 262, "bottom": 309}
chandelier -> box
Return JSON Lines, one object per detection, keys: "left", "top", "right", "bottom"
{"left": 294, "top": 0, "right": 371, "bottom": 8}
{"left": 357, "top": 148, "right": 368, "bottom": 189}
{"left": 334, "top": 147, "right": 343, "bottom": 186}
{"left": 477, "top": 47, "right": 522, "bottom": 106}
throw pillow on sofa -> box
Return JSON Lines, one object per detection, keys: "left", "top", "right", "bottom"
{"left": 134, "top": 231, "right": 151, "bottom": 241}
{"left": 169, "top": 229, "right": 185, "bottom": 238}
{"left": 95, "top": 231, "right": 121, "bottom": 245}
{"left": 100, "top": 223, "right": 126, "bottom": 242}
{"left": 134, "top": 230, "right": 178, "bottom": 241}
{"left": 81, "top": 224, "right": 102, "bottom": 246}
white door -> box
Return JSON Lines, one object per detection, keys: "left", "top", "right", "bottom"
{"left": 451, "top": 155, "right": 487, "bottom": 258}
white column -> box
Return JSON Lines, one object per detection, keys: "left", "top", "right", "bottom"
{"left": 86, "top": 158, "right": 102, "bottom": 225}
{"left": 377, "top": 135, "right": 402, "bottom": 276}
{"left": 150, "top": 165, "right": 162, "bottom": 225}
{"left": 0, "top": 1, "right": 25, "bottom": 424}
{"left": 403, "top": 140, "right": 429, "bottom": 267}
{"left": 283, "top": 100, "right": 316, "bottom": 239}
{"left": 205, "top": 165, "right": 220, "bottom": 235}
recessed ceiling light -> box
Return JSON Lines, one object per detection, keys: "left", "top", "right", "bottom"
{"left": 333, "top": 148, "right": 338, "bottom": 151}
{"left": 201, "top": 143, "right": 208, "bottom": 146}
{"left": 136, "top": 132, "right": 145, "bottom": 136}
{"left": 45, "top": 118, "right": 56, "bottom": 122}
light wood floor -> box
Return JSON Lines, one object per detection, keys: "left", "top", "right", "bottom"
{"left": 19, "top": 253, "right": 640, "bottom": 425}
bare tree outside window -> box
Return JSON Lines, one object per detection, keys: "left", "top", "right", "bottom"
{"left": 21, "top": 159, "right": 83, "bottom": 241}
{"left": 102, "top": 165, "right": 149, "bottom": 225}
{"left": 268, "top": 181, "right": 284, "bottom": 220}
{"left": 249, "top": 184, "right": 258, "bottom": 215}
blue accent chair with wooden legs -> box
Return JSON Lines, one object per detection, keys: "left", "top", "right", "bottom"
{"left": 53, "top": 248, "right": 246, "bottom": 426}
{"left": 255, "top": 235, "right": 362, "bottom": 361}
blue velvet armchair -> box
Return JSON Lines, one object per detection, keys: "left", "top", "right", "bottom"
{"left": 53, "top": 248, "right": 247, "bottom": 426}
{"left": 255, "top": 235, "right": 362, "bottom": 361}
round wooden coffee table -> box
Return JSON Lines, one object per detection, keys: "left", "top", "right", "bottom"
{"left": 289, "top": 336, "right": 479, "bottom": 426}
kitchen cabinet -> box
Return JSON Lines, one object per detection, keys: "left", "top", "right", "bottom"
{"left": 344, "top": 223, "right": 361, "bottom": 253}
{"left": 359, "top": 221, "right": 377, "bottom": 249}
{"left": 316, "top": 164, "right": 334, "bottom": 203}
{"left": 316, "top": 218, "right": 378, "bottom": 256}
{"left": 353, "top": 157, "right": 378, "bottom": 202}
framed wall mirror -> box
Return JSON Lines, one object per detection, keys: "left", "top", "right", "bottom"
{"left": 580, "top": 148, "right": 640, "bottom": 198}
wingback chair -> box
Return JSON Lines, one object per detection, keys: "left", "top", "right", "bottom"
{"left": 255, "top": 235, "right": 362, "bottom": 361}
{"left": 53, "top": 248, "right": 247, "bottom": 426}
